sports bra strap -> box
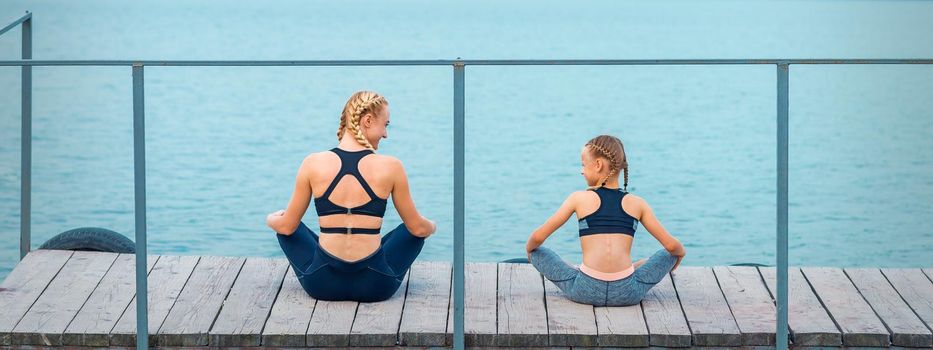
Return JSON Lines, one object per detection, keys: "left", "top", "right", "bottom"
{"left": 320, "top": 148, "right": 381, "bottom": 202}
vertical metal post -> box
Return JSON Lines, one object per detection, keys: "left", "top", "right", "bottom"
{"left": 19, "top": 13, "right": 32, "bottom": 260}
{"left": 453, "top": 63, "right": 465, "bottom": 350}
{"left": 132, "top": 64, "right": 149, "bottom": 349}
{"left": 776, "top": 63, "right": 789, "bottom": 350}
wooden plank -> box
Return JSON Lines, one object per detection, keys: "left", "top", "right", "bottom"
{"left": 801, "top": 267, "right": 890, "bottom": 347}
{"left": 0, "top": 249, "right": 73, "bottom": 346}
{"left": 594, "top": 304, "right": 649, "bottom": 347}
{"left": 846, "top": 268, "right": 932, "bottom": 347}
{"left": 261, "top": 266, "right": 316, "bottom": 347}
{"left": 672, "top": 266, "right": 742, "bottom": 346}
{"left": 446, "top": 262, "right": 497, "bottom": 347}
{"left": 882, "top": 268, "right": 933, "bottom": 332}
{"left": 760, "top": 267, "right": 842, "bottom": 346}
{"left": 11, "top": 251, "right": 118, "bottom": 345}
{"left": 349, "top": 271, "right": 410, "bottom": 346}
{"left": 208, "top": 257, "right": 289, "bottom": 346}
{"left": 61, "top": 254, "right": 159, "bottom": 346}
{"left": 156, "top": 256, "right": 245, "bottom": 346}
{"left": 399, "top": 261, "right": 451, "bottom": 346}
{"left": 713, "top": 266, "right": 778, "bottom": 345}
{"left": 496, "top": 263, "right": 548, "bottom": 347}
{"left": 640, "top": 272, "right": 691, "bottom": 347}
{"left": 109, "top": 255, "right": 199, "bottom": 346}
{"left": 306, "top": 300, "right": 358, "bottom": 347}
{"left": 544, "top": 279, "right": 597, "bottom": 346}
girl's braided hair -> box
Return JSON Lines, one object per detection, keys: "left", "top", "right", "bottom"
{"left": 585, "top": 135, "right": 629, "bottom": 190}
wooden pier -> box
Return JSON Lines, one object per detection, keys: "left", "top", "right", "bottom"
{"left": 0, "top": 249, "right": 931, "bottom": 348}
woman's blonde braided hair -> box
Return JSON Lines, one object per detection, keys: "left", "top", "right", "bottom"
{"left": 337, "top": 91, "right": 387, "bottom": 150}
{"left": 585, "top": 135, "right": 629, "bottom": 190}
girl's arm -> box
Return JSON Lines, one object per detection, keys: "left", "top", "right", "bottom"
{"left": 388, "top": 157, "right": 436, "bottom": 237}
{"left": 267, "top": 156, "right": 313, "bottom": 235}
{"left": 630, "top": 195, "right": 686, "bottom": 269}
{"left": 526, "top": 192, "right": 580, "bottom": 255}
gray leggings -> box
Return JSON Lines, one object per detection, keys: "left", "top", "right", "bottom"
{"left": 529, "top": 247, "right": 678, "bottom": 306}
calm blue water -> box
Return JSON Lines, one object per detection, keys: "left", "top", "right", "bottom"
{"left": 1, "top": 1, "right": 932, "bottom": 281}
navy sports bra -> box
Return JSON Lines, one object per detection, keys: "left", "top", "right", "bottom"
{"left": 578, "top": 186, "right": 639, "bottom": 237}
{"left": 313, "top": 148, "right": 388, "bottom": 234}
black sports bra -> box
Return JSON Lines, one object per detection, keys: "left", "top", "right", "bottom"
{"left": 577, "top": 186, "right": 639, "bottom": 237}
{"left": 313, "top": 148, "right": 388, "bottom": 234}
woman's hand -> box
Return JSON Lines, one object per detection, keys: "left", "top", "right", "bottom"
{"left": 428, "top": 219, "right": 437, "bottom": 235}
{"left": 266, "top": 209, "right": 286, "bottom": 230}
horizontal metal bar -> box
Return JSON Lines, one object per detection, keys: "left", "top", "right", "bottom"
{"left": 0, "top": 11, "right": 31, "bottom": 37}
{"left": 0, "top": 60, "right": 455, "bottom": 67}
{"left": 464, "top": 59, "right": 933, "bottom": 65}
{"left": 1, "top": 58, "right": 933, "bottom": 67}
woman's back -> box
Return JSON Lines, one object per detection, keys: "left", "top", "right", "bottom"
{"left": 268, "top": 90, "right": 436, "bottom": 302}
{"left": 306, "top": 147, "right": 396, "bottom": 261}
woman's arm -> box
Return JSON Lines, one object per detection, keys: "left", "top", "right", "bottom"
{"left": 388, "top": 157, "right": 436, "bottom": 237}
{"left": 267, "top": 156, "right": 313, "bottom": 235}
{"left": 630, "top": 195, "right": 686, "bottom": 269}
{"left": 526, "top": 192, "right": 580, "bottom": 257}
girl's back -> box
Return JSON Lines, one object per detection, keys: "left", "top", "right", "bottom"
{"left": 576, "top": 187, "right": 640, "bottom": 273}
{"left": 524, "top": 134, "right": 686, "bottom": 306}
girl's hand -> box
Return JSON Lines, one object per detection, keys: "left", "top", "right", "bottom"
{"left": 671, "top": 252, "right": 685, "bottom": 272}
{"left": 525, "top": 239, "right": 539, "bottom": 263}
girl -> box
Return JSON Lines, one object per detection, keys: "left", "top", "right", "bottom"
{"left": 267, "top": 91, "right": 436, "bottom": 302}
{"left": 525, "top": 135, "right": 685, "bottom": 306}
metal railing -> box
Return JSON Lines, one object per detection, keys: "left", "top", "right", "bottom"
{"left": 4, "top": 11, "right": 933, "bottom": 350}
{"left": 2, "top": 11, "right": 31, "bottom": 262}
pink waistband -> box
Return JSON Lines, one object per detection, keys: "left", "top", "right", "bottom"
{"left": 580, "top": 263, "right": 635, "bottom": 281}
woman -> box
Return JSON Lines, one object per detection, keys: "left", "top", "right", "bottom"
{"left": 267, "top": 91, "right": 436, "bottom": 302}
{"left": 525, "top": 135, "right": 686, "bottom": 306}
